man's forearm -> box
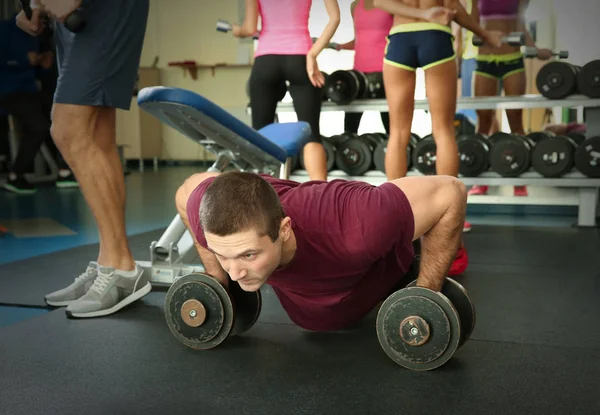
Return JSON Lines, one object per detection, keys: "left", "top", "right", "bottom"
{"left": 415, "top": 189, "right": 466, "bottom": 292}
{"left": 373, "top": 0, "right": 426, "bottom": 19}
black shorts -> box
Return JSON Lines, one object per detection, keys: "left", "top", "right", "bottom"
{"left": 53, "top": 0, "right": 149, "bottom": 110}
{"left": 474, "top": 52, "right": 525, "bottom": 80}
{"left": 384, "top": 23, "right": 456, "bottom": 71}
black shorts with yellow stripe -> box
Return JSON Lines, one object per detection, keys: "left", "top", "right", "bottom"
{"left": 474, "top": 52, "right": 525, "bottom": 80}
{"left": 383, "top": 23, "right": 456, "bottom": 71}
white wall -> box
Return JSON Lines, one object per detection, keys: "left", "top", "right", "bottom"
{"left": 552, "top": 0, "right": 599, "bottom": 67}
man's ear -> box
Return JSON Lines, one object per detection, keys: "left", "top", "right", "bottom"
{"left": 279, "top": 217, "right": 292, "bottom": 240}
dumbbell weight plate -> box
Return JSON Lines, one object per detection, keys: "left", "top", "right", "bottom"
{"left": 325, "top": 70, "right": 360, "bottom": 105}
{"left": 164, "top": 272, "right": 234, "bottom": 350}
{"left": 531, "top": 135, "right": 577, "bottom": 177}
{"left": 364, "top": 72, "right": 385, "bottom": 99}
{"left": 577, "top": 60, "right": 600, "bottom": 98}
{"left": 350, "top": 70, "right": 369, "bottom": 99}
{"left": 335, "top": 135, "right": 373, "bottom": 176}
{"left": 228, "top": 280, "right": 262, "bottom": 336}
{"left": 574, "top": 136, "right": 600, "bottom": 178}
{"left": 376, "top": 286, "right": 461, "bottom": 371}
{"left": 412, "top": 134, "right": 436, "bottom": 175}
{"left": 457, "top": 133, "right": 491, "bottom": 177}
{"left": 407, "top": 278, "right": 475, "bottom": 349}
{"left": 567, "top": 132, "right": 586, "bottom": 146}
{"left": 373, "top": 133, "right": 418, "bottom": 173}
{"left": 536, "top": 62, "right": 580, "bottom": 100}
{"left": 489, "top": 134, "right": 533, "bottom": 177}
{"left": 527, "top": 131, "right": 555, "bottom": 143}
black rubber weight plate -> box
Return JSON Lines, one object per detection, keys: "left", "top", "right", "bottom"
{"left": 228, "top": 281, "right": 262, "bottom": 337}
{"left": 407, "top": 279, "right": 475, "bottom": 349}
{"left": 457, "top": 134, "right": 490, "bottom": 177}
{"left": 531, "top": 136, "right": 575, "bottom": 177}
{"left": 164, "top": 273, "right": 234, "bottom": 350}
{"left": 489, "top": 137, "right": 531, "bottom": 177}
{"left": 412, "top": 138, "right": 437, "bottom": 175}
{"left": 574, "top": 136, "right": 600, "bottom": 178}
{"left": 376, "top": 286, "right": 461, "bottom": 371}
{"left": 335, "top": 137, "right": 373, "bottom": 176}
{"left": 577, "top": 59, "right": 600, "bottom": 98}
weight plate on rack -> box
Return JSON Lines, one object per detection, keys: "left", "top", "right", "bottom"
{"left": 325, "top": 70, "right": 359, "bottom": 104}
{"left": 527, "top": 131, "right": 554, "bottom": 143}
{"left": 364, "top": 72, "right": 385, "bottom": 99}
{"left": 531, "top": 135, "right": 576, "bottom": 177}
{"left": 457, "top": 133, "right": 490, "bottom": 177}
{"left": 335, "top": 136, "right": 373, "bottom": 176}
{"left": 489, "top": 135, "right": 531, "bottom": 177}
{"left": 577, "top": 59, "right": 600, "bottom": 98}
{"left": 567, "top": 132, "right": 586, "bottom": 146}
{"left": 574, "top": 136, "right": 600, "bottom": 178}
{"left": 412, "top": 135, "right": 437, "bottom": 175}
{"left": 536, "top": 61, "right": 580, "bottom": 99}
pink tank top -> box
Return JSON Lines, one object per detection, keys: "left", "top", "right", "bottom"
{"left": 353, "top": 0, "right": 393, "bottom": 73}
{"left": 254, "top": 0, "right": 313, "bottom": 57}
{"left": 478, "top": 0, "right": 520, "bottom": 20}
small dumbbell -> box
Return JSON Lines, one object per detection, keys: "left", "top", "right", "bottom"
{"left": 524, "top": 47, "right": 569, "bottom": 59}
{"left": 216, "top": 19, "right": 259, "bottom": 39}
{"left": 310, "top": 37, "right": 340, "bottom": 50}
{"left": 473, "top": 31, "right": 524, "bottom": 47}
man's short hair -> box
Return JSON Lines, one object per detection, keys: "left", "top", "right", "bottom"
{"left": 199, "top": 172, "right": 285, "bottom": 241}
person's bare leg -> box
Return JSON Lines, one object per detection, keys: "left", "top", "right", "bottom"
{"left": 302, "top": 142, "right": 328, "bottom": 181}
{"left": 474, "top": 73, "right": 498, "bottom": 135}
{"left": 51, "top": 103, "right": 133, "bottom": 271}
{"left": 471, "top": 73, "right": 498, "bottom": 195}
{"left": 503, "top": 70, "right": 528, "bottom": 195}
{"left": 424, "top": 60, "right": 459, "bottom": 177}
{"left": 382, "top": 63, "right": 416, "bottom": 180}
{"left": 390, "top": 175, "right": 467, "bottom": 291}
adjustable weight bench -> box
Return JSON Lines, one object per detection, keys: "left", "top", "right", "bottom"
{"left": 134, "top": 86, "right": 311, "bottom": 286}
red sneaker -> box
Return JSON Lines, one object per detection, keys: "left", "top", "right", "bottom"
{"left": 468, "top": 185, "right": 488, "bottom": 196}
{"left": 449, "top": 246, "right": 469, "bottom": 276}
{"left": 463, "top": 221, "right": 472, "bottom": 233}
{"left": 514, "top": 185, "right": 528, "bottom": 196}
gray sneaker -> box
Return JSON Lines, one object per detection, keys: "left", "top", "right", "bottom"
{"left": 45, "top": 262, "right": 98, "bottom": 307}
{"left": 65, "top": 264, "right": 152, "bottom": 318}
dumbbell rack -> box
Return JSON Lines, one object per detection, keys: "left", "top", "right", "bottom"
{"left": 273, "top": 94, "right": 600, "bottom": 227}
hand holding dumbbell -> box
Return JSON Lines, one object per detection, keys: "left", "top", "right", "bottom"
{"left": 473, "top": 31, "right": 525, "bottom": 47}
{"left": 216, "top": 19, "right": 259, "bottom": 39}
{"left": 310, "top": 37, "right": 340, "bottom": 50}
{"left": 524, "top": 47, "right": 568, "bottom": 60}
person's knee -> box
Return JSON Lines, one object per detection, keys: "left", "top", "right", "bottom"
{"left": 445, "top": 177, "right": 467, "bottom": 213}
{"left": 50, "top": 104, "right": 96, "bottom": 152}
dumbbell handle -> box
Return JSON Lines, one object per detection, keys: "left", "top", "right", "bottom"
{"left": 20, "top": 0, "right": 85, "bottom": 33}
{"left": 523, "top": 47, "right": 569, "bottom": 59}
{"left": 472, "top": 32, "right": 525, "bottom": 47}
{"left": 216, "top": 19, "right": 259, "bottom": 39}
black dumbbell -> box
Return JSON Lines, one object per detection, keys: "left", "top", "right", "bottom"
{"left": 574, "top": 135, "right": 600, "bottom": 178}
{"left": 488, "top": 132, "right": 536, "bottom": 177}
{"left": 300, "top": 136, "right": 336, "bottom": 172}
{"left": 412, "top": 134, "right": 437, "bottom": 175}
{"left": 472, "top": 32, "right": 524, "bottom": 47}
{"left": 164, "top": 273, "right": 262, "bottom": 350}
{"left": 364, "top": 72, "right": 386, "bottom": 99}
{"left": 457, "top": 133, "right": 492, "bottom": 177}
{"left": 216, "top": 19, "right": 259, "bottom": 39}
{"left": 373, "top": 133, "right": 420, "bottom": 173}
{"left": 335, "top": 132, "right": 382, "bottom": 175}
{"left": 577, "top": 60, "right": 600, "bottom": 98}
{"left": 310, "top": 37, "right": 339, "bottom": 50}
{"left": 20, "top": 0, "right": 85, "bottom": 34}
{"left": 325, "top": 70, "right": 369, "bottom": 105}
{"left": 530, "top": 132, "right": 582, "bottom": 177}
{"left": 536, "top": 61, "right": 581, "bottom": 99}
{"left": 377, "top": 277, "right": 475, "bottom": 371}
{"left": 523, "top": 47, "right": 569, "bottom": 60}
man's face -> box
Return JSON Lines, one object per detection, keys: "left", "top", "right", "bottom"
{"left": 205, "top": 224, "right": 286, "bottom": 292}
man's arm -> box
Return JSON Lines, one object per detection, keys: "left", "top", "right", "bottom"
{"left": 308, "top": 0, "right": 341, "bottom": 58}
{"left": 175, "top": 180, "right": 229, "bottom": 287}
{"left": 389, "top": 176, "right": 467, "bottom": 292}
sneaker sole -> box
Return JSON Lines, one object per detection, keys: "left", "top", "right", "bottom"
{"left": 65, "top": 282, "right": 152, "bottom": 319}
{"left": 45, "top": 298, "right": 77, "bottom": 307}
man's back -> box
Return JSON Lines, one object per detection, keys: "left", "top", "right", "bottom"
{"left": 187, "top": 175, "right": 416, "bottom": 331}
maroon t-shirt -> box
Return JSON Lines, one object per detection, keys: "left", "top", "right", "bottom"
{"left": 186, "top": 175, "right": 415, "bottom": 331}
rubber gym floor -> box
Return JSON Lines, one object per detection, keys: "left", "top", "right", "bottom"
{"left": 1, "top": 165, "right": 599, "bottom": 414}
